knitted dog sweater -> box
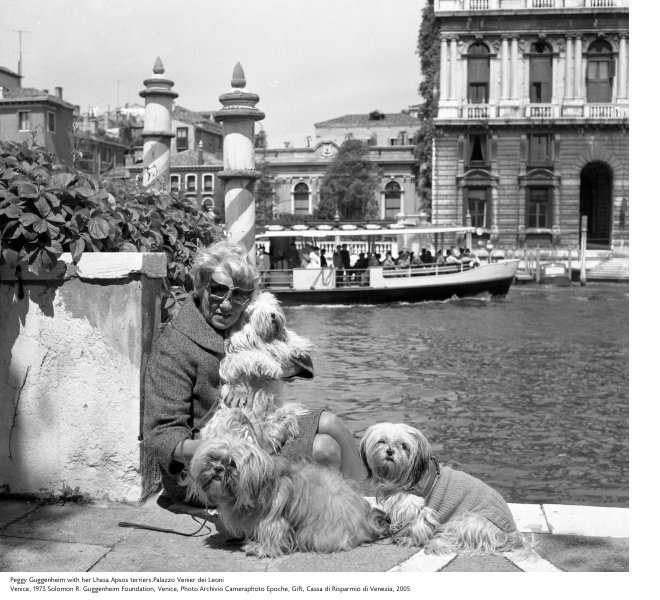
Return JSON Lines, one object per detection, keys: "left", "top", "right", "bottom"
{"left": 426, "top": 465, "right": 517, "bottom": 533}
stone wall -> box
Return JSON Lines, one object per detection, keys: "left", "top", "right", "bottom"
{"left": 0, "top": 253, "right": 166, "bottom": 503}
{"left": 432, "top": 127, "right": 629, "bottom": 249}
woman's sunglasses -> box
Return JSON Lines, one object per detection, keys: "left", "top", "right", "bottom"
{"left": 206, "top": 283, "right": 254, "bottom": 306}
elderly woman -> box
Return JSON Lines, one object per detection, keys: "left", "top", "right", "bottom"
{"left": 144, "top": 240, "right": 367, "bottom": 504}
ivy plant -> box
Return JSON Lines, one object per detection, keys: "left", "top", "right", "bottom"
{"left": 0, "top": 140, "right": 221, "bottom": 322}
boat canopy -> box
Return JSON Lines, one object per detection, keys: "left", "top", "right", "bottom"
{"left": 256, "top": 225, "right": 477, "bottom": 239}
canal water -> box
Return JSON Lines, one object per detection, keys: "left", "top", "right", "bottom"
{"left": 282, "top": 283, "right": 629, "bottom": 508}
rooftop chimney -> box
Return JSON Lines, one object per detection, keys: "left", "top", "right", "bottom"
{"left": 197, "top": 140, "right": 204, "bottom": 165}
{"left": 55, "top": 87, "right": 63, "bottom": 100}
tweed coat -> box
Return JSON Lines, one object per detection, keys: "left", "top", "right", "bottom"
{"left": 143, "top": 295, "right": 313, "bottom": 498}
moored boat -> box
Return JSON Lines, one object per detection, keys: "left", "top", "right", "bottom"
{"left": 256, "top": 225, "right": 519, "bottom": 304}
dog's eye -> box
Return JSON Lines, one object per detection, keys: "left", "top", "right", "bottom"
{"left": 401, "top": 443, "right": 408, "bottom": 451}
{"left": 228, "top": 460, "right": 237, "bottom": 469}
{"left": 377, "top": 440, "right": 386, "bottom": 445}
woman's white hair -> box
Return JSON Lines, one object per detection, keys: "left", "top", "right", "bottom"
{"left": 191, "top": 240, "right": 260, "bottom": 297}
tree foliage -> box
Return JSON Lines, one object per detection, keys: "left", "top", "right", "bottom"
{"left": 0, "top": 139, "right": 219, "bottom": 322}
{"left": 413, "top": 0, "right": 442, "bottom": 213}
{"left": 315, "top": 139, "right": 379, "bottom": 221}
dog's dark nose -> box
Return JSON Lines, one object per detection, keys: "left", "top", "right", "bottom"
{"left": 386, "top": 448, "right": 394, "bottom": 457}
{"left": 212, "top": 465, "right": 224, "bottom": 475}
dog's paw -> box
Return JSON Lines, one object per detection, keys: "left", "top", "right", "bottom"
{"left": 243, "top": 541, "right": 282, "bottom": 559}
{"left": 423, "top": 537, "right": 455, "bottom": 556}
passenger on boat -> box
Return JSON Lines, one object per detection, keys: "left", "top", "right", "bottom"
{"left": 435, "top": 250, "right": 445, "bottom": 265}
{"left": 287, "top": 242, "right": 300, "bottom": 269}
{"left": 368, "top": 253, "right": 380, "bottom": 267}
{"left": 397, "top": 249, "right": 411, "bottom": 268}
{"left": 421, "top": 248, "right": 434, "bottom": 264}
{"left": 256, "top": 245, "right": 271, "bottom": 285}
{"left": 411, "top": 252, "right": 423, "bottom": 267}
{"left": 332, "top": 249, "right": 343, "bottom": 283}
{"left": 462, "top": 248, "right": 481, "bottom": 267}
{"left": 445, "top": 248, "right": 461, "bottom": 265}
{"left": 382, "top": 252, "right": 396, "bottom": 269}
{"left": 319, "top": 248, "right": 328, "bottom": 268}
{"left": 340, "top": 244, "right": 351, "bottom": 283}
{"left": 307, "top": 246, "right": 321, "bottom": 269}
{"left": 299, "top": 245, "right": 312, "bottom": 268}
{"left": 143, "top": 240, "right": 370, "bottom": 505}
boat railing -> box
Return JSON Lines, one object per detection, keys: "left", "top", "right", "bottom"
{"left": 382, "top": 262, "right": 478, "bottom": 278}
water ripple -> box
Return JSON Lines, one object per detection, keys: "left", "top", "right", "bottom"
{"left": 283, "top": 284, "right": 629, "bottom": 507}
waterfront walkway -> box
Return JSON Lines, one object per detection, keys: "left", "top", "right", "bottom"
{"left": 0, "top": 497, "right": 628, "bottom": 572}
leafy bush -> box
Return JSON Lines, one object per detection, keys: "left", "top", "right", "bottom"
{"left": 0, "top": 140, "right": 221, "bottom": 322}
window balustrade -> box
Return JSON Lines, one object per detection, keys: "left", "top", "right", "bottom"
{"left": 587, "top": 104, "right": 628, "bottom": 118}
{"left": 464, "top": 105, "right": 491, "bottom": 119}
{"left": 528, "top": 105, "right": 555, "bottom": 118}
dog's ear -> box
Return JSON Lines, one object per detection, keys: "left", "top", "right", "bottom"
{"left": 235, "top": 441, "right": 276, "bottom": 511}
{"left": 407, "top": 428, "right": 433, "bottom": 488}
{"left": 359, "top": 434, "right": 374, "bottom": 481}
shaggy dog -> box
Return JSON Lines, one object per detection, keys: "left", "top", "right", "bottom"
{"left": 187, "top": 433, "right": 389, "bottom": 557}
{"left": 199, "top": 290, "right": 315, "bottom": 453}
{"left": 360, "top": 423, "right": 531, "bottom": 556}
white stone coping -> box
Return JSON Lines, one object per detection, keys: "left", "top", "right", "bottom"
{"left": 0, "top": 252, "right": 167, "bottom": 282}
{"left": 389, "top": 503, "right": 628, "bottom": 572}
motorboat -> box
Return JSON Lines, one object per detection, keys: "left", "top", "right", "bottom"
{"left": 255, "top": 224, "right": 519, "bottom": 304}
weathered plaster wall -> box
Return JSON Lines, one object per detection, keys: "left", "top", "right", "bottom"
{"left": 0, "top": 253, "right": 165, "bottom": 503}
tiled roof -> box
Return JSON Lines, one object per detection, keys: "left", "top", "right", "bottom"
{"left": 315, "top": 112, "right": 422, "bottom": 128}
{"left": 0, "top": 86, "right": 75, "bottom": 108}
{"left": 173, "top": 105, "right": 223, "bottom": 135}
{"left": 0, "top": 66, "right": 21, "bottom": 78}
{"left": 170, "top": 148, "right": 223, "bottom": 167}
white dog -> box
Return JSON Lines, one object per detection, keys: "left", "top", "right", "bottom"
{"left": 199, "top": 291, "right": 314, "bottom": 453}
{"left": 360, "top": 423, "right": 531, "bottom": 556}
{"left": 187, "top": 433, "right": 389, "bottom": 557}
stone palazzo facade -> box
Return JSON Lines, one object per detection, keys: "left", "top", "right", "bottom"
{"left": 431, "top": 0, "right": 629, "bottom": 249}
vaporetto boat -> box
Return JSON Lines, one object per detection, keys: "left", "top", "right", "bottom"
{"left": 256, "top": 225, "right": 519, "bottom": 304}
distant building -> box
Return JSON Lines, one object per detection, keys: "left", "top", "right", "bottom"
{"left": 257, "top": 110, "right": 422, "bottom": 221}
{"left": 126, "top": 105, "right": 224, "bottom": 210}
{"left": 429, "top": 0, "right": 629, "bottom": 250}
{"left": 0, "top": 69, "right": 75, "bottom": 165}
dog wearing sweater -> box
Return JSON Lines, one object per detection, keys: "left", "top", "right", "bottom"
{"left": 360, "top": 423, "right": 530, "bottom": 555}
{"left": 199, "top": 290, "right": 314, "bottom": 453}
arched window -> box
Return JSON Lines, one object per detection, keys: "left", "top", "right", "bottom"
{"left": 587, "top": 40, "right": 614, "bottom": 103}
{"left": 529, "top": 42, "right": 552, "bottom": 103}
{"left": 185, "top": 174, "right": 196, "bottom": 193}
{"left": 384, "top": 181, "right": 402, "bottom": 219}
{"left": 293, "top": 182, "right": 310, "bottom": 214}
{"left": 468, "top": 43, "right": 490, "bottom": 104}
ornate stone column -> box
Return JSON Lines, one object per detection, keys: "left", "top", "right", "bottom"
{"left": 440, "top": 37, "right": 449, "bottom": 101}
{"left": 618, "top": 33, "right": 628, "bottom": 99}
{"left": 573, "top": 35, "right": 583, "bottom": 100}
{"left": 139, "top": 57, "right": 178, "bottom": 189}
{"left": 216, "top": 63, "right": 265, "bottom": 262}
{"left": 449, "top": 37, "right": 458, "bottom": 101}
{"left": 501, "top": 36, "right": 509, "bottom": 100}
{"left": 510, "top": 36, "right": 519, "bottom": 99}
{"left": 565, "top": 36, "right": 574, "bottom": 99}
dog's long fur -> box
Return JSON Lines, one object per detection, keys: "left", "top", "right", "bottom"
{"left": 199, "top": 291, "right": 315, "bottom": 453}
{"left": 187, "top": 434, "right": 389, "bottom": 557}
{"left": 360, "top": 423, "right": 533, "bottom": 556}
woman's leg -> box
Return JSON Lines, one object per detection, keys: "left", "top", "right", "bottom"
{"left": 314, "top": 411, "right": 368, "bottom": 482}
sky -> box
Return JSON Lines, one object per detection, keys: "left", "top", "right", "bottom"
{"left": 1, "top": 0, "right": 428, "bottom": 148}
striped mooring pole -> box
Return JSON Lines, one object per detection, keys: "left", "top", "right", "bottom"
{"left": 139, "top": 57, "right": 178, "bottom": 189}
{"left": 216, "top": 63, "right": 265, "bottom": 263}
